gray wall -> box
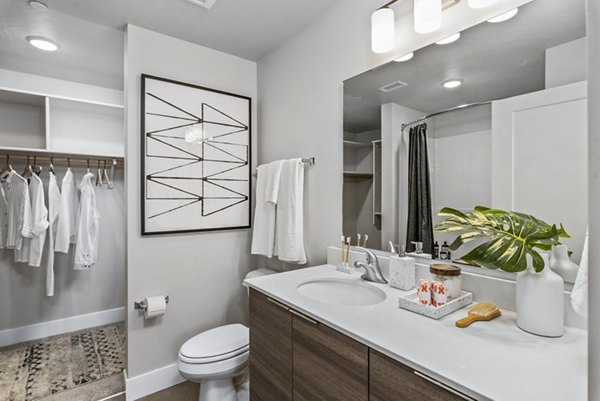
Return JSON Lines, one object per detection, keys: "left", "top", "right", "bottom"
{"left": 125, "top": 25, "right": 257, "bottom": 378}
{"left": 0, "top": 167, "right": 125, "bottom": 330}
{"left": 588, "top": 0, "right": 599, "bottom": 398}
{"left": 256, "top": 0, "right": 528, "bottom": 266}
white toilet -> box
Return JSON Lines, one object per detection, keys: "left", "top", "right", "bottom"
{"left": 177, "top": 268, "right": 276, "bottom": 401}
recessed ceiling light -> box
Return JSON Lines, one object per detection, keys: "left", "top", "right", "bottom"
{"left": 468, "top": 0, "right": 498, "bottom": 8}
{"left": 487, "top": 8, "right": 519, "bottom": 23}
{"left": 442, "top": 79, "right": 463, "bottom": 89}
{"left": 28, "top": 0, "right": 48, "bottom": 10}
{"left": 435, "top": 32, "right": 461, "bottom": 45}
{"left": 394, "top": 52, "right": 414, "bottom": 62}
{"left": 185, "top": 0, "right": 217, "bottom": 10}
{"left": 26, "top": 36, "right": 60, "bottom": 51}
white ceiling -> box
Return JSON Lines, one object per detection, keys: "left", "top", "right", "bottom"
{"left": 0, "top": 0, "right": 339, "bottom": 89}
{"left": 343, "top": 0, "right": 586, "bottom": 133}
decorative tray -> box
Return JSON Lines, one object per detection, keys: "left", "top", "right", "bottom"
{"left": 398, "top": 291, "right": 473, "bottom": 320}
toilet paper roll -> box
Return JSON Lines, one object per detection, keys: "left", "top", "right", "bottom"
{"left": 144, "top": 296, "right": 167, "bottom": 319}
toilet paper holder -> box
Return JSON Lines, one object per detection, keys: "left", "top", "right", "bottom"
{"left": 134, "top": 296, "right": 169, "bottom": 311}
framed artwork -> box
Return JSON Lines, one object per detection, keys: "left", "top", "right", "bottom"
{"left": 141, "top": 74, "right": 251, "bottom": 235}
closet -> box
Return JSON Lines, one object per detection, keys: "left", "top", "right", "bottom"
{"left": 0, "top": 74, "right": 125, "bottom": 347}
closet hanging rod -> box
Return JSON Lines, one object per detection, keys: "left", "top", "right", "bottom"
{"left": 400, "top": 100, "right": 493, "bottom": 132}
{"left": 2, "top": 154, "right": 124, "bottom": 167}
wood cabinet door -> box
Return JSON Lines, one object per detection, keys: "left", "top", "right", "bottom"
{"left": 292, "top": 311, "right": 369, "bottom": 401}
{"left": 370, "top": 350, "right": 472, "bottom": 401}
{"left": 249, "top": 289, "right": 293, "bottom": 401}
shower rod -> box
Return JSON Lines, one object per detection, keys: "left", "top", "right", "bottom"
{"left": 400, "top": 100, "right": 493, "bottom": 132}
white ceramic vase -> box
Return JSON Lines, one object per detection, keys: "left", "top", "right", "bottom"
{"left": 550, "top": 244, "right": 579, "bottom": 283}
{"left": 516, "top": 253, "right": 564, "bottom": 337}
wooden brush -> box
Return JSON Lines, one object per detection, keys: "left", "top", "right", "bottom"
{"left": 455, "top": 303, "right": 501, "bottom": 328}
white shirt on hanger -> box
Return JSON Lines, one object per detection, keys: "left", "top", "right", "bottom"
{"left": 74, "top": 172, "right": 100, "bottom": 270}
{"left": 46, "top": 172, "right": 61, "bottom": 296}
{"left": 55, "top": 168, "right": 79, "bottom": 253}
{"left": 15, "top": 173, "right": 49, "bottom": 266}
{"left": 0, "top": 171, "right": 33, "bottom": 250}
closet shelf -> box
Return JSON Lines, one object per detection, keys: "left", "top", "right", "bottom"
{"left": 343, "top": 140, "right": 372, "bottom": 149}
{"left": 0, "top": 146, "right": 124, "bottom": 161}
{"left": 343, "top": 171, "right": 373, "bottom": 182}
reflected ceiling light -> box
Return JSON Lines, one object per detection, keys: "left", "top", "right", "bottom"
{"left": 468, "top": 0, "right": 498, "bottom": 8}
{"left": 28, "top": 0, "right": 48, "bottom": 10}
{"left": 487, "top": 8, "right": 519, "bottom": 23}
{"left": 442, "top": 78, "right": 463, "bottom": 89}
{"left": 26, "top": 36, "right": 60, "bottom": 51}
{"left": 371, "top": 7, "right": 396, "bottom": 53}
{"left": 414, "top": 0, "right": 442, "bottom": 34}
{"left": 435, "top": 32, "right": 461, "bottom": 45}
{"left": 394, "top": 52, "right": 414, "bottom": 62}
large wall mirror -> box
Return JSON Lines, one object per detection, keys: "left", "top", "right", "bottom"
{"left": 342, "top": 0, "right": 587, "bottom": 280}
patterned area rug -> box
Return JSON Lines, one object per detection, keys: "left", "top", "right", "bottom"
{"left": 0, "top": 324, "right": 126, "bottom": 401}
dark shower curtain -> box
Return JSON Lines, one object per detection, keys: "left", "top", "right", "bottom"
{"left": 406, "top": 123, "right": 434, "bottom": 255}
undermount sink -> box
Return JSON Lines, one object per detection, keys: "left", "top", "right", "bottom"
{"left": 296, "top": 278, "right": 387, "bottom": 306}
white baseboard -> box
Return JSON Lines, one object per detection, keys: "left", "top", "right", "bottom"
{"left": 0, "top": 307, "right": 125, "bottom": 348}
{"left": 125, "top": 363, "right": 186, "bottom": 401}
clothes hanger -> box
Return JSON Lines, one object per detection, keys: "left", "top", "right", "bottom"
{"left": 96, "top": 159, "right": 103, "bottom": 186}
{"left": 0, "top": 155, "right": 13, "bottom": 176}
{"left": 86, "top": 159, "right": 90, "bottom": 174}
{"left": 21, "top": 156, "right": 33, "bottom": 179}
{"left": 33, "top": 156, "right": 42, "bottom": 175}
{"left": 49, "top": 157, "right": 55, "bottom": 175}
{"left": 102, "top": 160, "right": 112, "bottom": 189}
{"left": 67, "top": 158, "right": 71, "bottom": 169}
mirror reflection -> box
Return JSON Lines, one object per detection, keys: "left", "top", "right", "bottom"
{"left": 342, "top": 0, "right": 587, "bottom": 281}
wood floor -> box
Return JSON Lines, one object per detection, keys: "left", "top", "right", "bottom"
{"left": 104, "top": 381, "right": 199, "bottom": 401}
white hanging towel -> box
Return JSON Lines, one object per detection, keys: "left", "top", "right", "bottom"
{"left": 74, "top": 173, "right": 100, "bottom": 270}
{"left": 275, "top": 159, "right": 306, "bottom": 264}
{"left": 0, "top": 171, "right": 33, "bottom": 250}
{"left": 571, "top": 229, "right": 588, "bottom": 317}
{"left": 250, "top": 161, "right": 281, "bottom": 257}
{"left": 55, "top": 168, "right": 79, "bottom": 253}
{"left": 15, "top": 174, "right": 49, "bottom": 266}
{"left": 46, "top": 172, "right": 61, "bottom": 296}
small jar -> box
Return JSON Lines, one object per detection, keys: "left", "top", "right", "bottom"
{"left": 430, "top": 264, "right": 461, "bottom": 299}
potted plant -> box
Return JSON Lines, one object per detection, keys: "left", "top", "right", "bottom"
{"left": 435, "top": 206, "right": 570, "bottom": 337}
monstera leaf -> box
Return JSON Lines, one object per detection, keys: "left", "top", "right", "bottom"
{"left": 435, "top": 206, "right": 570, "bottom": 273}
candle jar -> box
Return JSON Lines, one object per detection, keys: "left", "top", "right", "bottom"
{"left": 429, "top": 264, "right": 461, "bottom": 299}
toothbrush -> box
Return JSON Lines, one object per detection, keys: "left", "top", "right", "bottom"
{"left": 363, "top": 234, "right": 368, "bottom": 248}
{"left": 341, "top": 235, "right": 346, "bottom": 265}
{"left": 345, "top": 237, "right": 351, "bottom": 266}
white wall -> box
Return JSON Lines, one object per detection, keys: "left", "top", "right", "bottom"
{"left": 257, "top": 0, "right": 530, "bottom": 265}
{"left": 587, "top": 0, "right": 599, "bottom": 399}
{"left": 125, "top": 25, "right": 257, "bottom": 379}
{"left": 546, "top": 37, "right": 588, "bottom": 89}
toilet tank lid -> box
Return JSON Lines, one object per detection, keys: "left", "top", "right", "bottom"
{"left": 180, "top": 324, "right": 249, "bottom": 359}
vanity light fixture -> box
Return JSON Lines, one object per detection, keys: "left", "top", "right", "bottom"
{"left": 26, "top": 36, "right": 60, "bottom": 51}
{"left": 468, "top": 0, "right": 498, "bottom": 9}
{"left": 371, "top": 6, "right": 396, "bottom": 53}
{"left": 414, "top": 0, "right": 442, "bottom": 34}
{"left": 487, "top": 8, "right": 519, "bottom": 23}
{"left": 28, "top": 0, "right": 48, "bottom": 10}
{"left": 394, "top": 52, "right": 414, "bottom": 62}
{"left": 442, "top": 78, "right": 463, "bottom": 89}
{"left": 435, "top": 32, "right": 461, "bottom": 45}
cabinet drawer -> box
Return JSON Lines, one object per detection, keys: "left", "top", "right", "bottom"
{"left": 249, "top": 289, "right": 293, "bottom": 401}
{"left": 293, "top": 313, "right": 369, "bottom": 401}
{"left": 370, "top": 350, "right": 472, "bottom": 401}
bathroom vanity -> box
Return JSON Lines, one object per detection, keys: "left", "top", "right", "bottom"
{"left": 244, "top": 265, "right": 587, "bottom": 401}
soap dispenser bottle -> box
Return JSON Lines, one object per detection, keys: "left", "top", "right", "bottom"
{"left": 389, "top": 244, "right": 416, "bottom": 291}
{"left": 440, "top": 241, "right": 449, "bottom": 260}
{"left": 433, "top": 241, "right": 439, "bottom": 260}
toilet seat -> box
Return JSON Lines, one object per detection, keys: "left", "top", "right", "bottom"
{"left": 178, "top": 323, "right": 249, "bottom": 365}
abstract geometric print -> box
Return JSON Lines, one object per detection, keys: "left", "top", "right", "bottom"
{"left": 141, "top": 75, "right": 251, "bottom": 235}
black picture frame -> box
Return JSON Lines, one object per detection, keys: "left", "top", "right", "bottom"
{"left": 140, "top": 74, "right": 252, "bottom": 236}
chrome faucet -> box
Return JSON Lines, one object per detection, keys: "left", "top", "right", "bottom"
{"left": 354, "top": 247, "right": 388, "bottom": 284}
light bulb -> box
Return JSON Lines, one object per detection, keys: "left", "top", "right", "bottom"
{"left": 414, "top": 0, "right": 442, "bottom": 34}
{"left": 26, "top": 36, "right": 59, "bottom": 51}
{"left": 435, "top": 32, "right": 461, "bottom": 45}
{"left": 371, "top": 8, "right": 395, "bottom": 53}
{"left": 394, "top": 52, "right": 414, "bottom": 62}
{"left": 487, "top": 8, "right": 519, "bottom": 23}
{"left": 442, "top": 79, "right": 463, "bottom": 89}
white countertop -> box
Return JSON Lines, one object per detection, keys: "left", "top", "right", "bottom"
{"left": 244, "top": 264, "right": 587, "bottom": 401}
